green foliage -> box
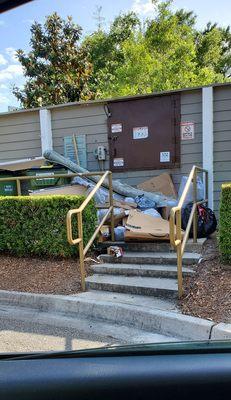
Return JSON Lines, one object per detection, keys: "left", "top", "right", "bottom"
{"left": 0, "top": 196, "right": 97, "bottom": 258}
{"left": 97, "top": 0, "right": 227, "bottom": 98}
{"left": 219, "top": 183, "right": 231, "bottom": 263}
{"left": 13, "top": 2, "right": 231, "bottom": 107}
{"left": 13, "top": 13, "right": 93, "bottom": 108}
{"left": 83, "top": 12, "right": 140, "bottom": 97}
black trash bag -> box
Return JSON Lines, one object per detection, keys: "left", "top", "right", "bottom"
{"left": 181, "top": 202, "right": 217, "bottom": 238}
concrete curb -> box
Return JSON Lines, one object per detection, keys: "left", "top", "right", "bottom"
{"left": 0, "top": 289, "right": 228, "bottom": 340}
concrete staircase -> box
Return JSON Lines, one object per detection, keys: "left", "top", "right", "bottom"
{"left": 86, "top": 242, "right": 201, "bottom": 300}
{"left": 0, "top": 240, "right": 211, "bottom": 344}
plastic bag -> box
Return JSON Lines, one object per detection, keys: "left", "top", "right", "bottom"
{"left": 97, "top": 207, "right": 121, "bottom": 223}
{"left": 142, "top": 208, "right": 161, "bottom": 218}
{"left": 181, "top": 202, "right": 217, "bottom": 238}
{"left": 135, "top": 194, "right": 156, "bottom": 210}
{"left": 178, "top": 176, "right": 204, "bottom": 206}
{"left": 114, "top": 226, "right": 126, "bottom": 241}
{"left": 72, "top": 176, "right": 123, "bottom": 204}
{"left": 124, "top": 197, "right": 135, "bottom": 204}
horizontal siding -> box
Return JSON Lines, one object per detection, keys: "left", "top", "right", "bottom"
{"left": 213, "top": 86, "right": 231, "bottom": 214}
{"left": 0, "top": 111, "right": 41, "bottom": 162}
{"left": 51, "top": 104, "right": 108, "bottom": 169}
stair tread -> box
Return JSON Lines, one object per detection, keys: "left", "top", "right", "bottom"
{"left": 86, "top": 274, "right": 178, "bottom": 291}
{"left": 92, "top": 263, "right": 194, "bottom": 272}
{"left": 102, "top": 251, "right": 201, "bottom": 259}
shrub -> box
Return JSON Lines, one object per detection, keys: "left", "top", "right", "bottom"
{"left": 0, "top": 195, "right": 97, "bottom": 258}
{"left": 219, "top": 183, "right": 231, "bottom": 263}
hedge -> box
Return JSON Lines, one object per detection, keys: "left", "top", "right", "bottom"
{"left": 0, "top": 195, "right": 97, "bottom": 258}
{"left": 219, "top": 183, "right": 231, "bottom": 263}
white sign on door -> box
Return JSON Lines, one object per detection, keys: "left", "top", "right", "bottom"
{"left": 113, "top": 158, "right": 124, "bottom": 167}
{"left": 133, "top": 126, "right": 149, "bottom": 140}
{"left": 181, "top": 122, "right": 195, "bottom": 140}
{"left": 160, "top": 151, "right": 170, "bottom": 163}
{"left": 111, "top": 123, "right": 122, "bottom": 133}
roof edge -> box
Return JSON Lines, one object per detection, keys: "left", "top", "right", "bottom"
{"left": 1, "top": 81, "right": 230, "bottom": 117}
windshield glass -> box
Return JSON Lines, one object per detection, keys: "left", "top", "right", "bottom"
{"left": 0, "top": 0, "right": 230, "bottom": 354}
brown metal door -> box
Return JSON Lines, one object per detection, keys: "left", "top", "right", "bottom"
{"left": 108, "top": 94, "right": 180, "bottom": 172}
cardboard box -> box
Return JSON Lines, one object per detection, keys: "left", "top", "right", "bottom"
{"left": 125, "top": 230, "right": 168, "bottom": 242}
{"left": 125, "top": 209, "right": 183, "bottom": 241}
{"left": 30, "top": 184, "right": 88, "bottom": 196}
{"left": 137, "top": 173, "right": 177, "bottom": 198}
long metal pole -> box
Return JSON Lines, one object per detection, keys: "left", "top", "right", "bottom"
{"left": 108, "top": 172, "right": 115, "bottom": 242}
{"left": 77, "top": 212, "right": 85, "bottom": 291}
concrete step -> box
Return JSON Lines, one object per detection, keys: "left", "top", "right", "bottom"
{"left": 91, "top": 263, "right": 195, "bottom": 278}
{"left": 85, "top": 275, "right": 178, "bottom": 298}
{"left": 100, "top": 251, "right": 201, "bottom": 266}
{"left": 98, "top": 238, "right": 206, "bottom": 254}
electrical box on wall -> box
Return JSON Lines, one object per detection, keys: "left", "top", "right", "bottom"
{"left": 107, "top": 94, "right": 181, "bottom": 172}
{"left": 94, "top": 146, "right": 107, "bottom": 160}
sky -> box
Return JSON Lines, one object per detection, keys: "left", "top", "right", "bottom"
{"left": 0, "top": 0, "right": 230, "bottom": 112}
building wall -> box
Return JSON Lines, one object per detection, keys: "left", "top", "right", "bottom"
{"left": 0, "top": 110, "right": 41, "bottom": 162}
{"left": 51, "top": 103, "right": 109, "bottom": 171}
{"left": 213, "top": 85, "right": 231, "bottom": 215}
{"left": 0, "top": 84, "right": 230, "bottom": 215}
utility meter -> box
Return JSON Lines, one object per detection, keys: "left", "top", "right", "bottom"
{"left": 94, "top": 146, "right": 106, "bottom": 161}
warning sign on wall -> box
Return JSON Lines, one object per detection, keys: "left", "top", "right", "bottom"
{"left": 113, "top": 158, "right": 124, "bottom": 167}
{"left": 133, "top": 126, "right": 149, "bottom": 140}
{"left": 181, "top": 122, "right": 195, "bottom": 140}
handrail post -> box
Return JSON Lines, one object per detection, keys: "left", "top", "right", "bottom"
{"left": 193, "top": 168, "right": 197, "bottom": 243}
{"left": 176, "top": 209, "right": 183, "bottom": 298}
{"left": 77, "top": 212, "right": 86, "bottom": 291}
{"left": 177, "top": 243, "right": 183, "bottom": 298}
{"left": 108, "top": 172, "right": 115, "bottom": 242}
{"left": 16, "top": 179, "right": 21, "bottom": 196}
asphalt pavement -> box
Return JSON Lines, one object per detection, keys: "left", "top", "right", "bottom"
{"left": 0, "top": 305, "right": 118, "bottom": 353}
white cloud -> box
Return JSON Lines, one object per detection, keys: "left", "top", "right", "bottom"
{"left": 0, "top": 94, "right": 9, "bottom": 104}
{"left": 0, "top": 64, "right": 23, "bottom": 82}
{"left": 0, "top": 54, "right": 7, "bottom": 66}
{"left": 0, "top": 84, "right": 7, "bottom": 89}
{"left": 131, "top": 0, "right": 155, "bottom": 16}
{"left": 5, "top": 47, "right": 18, "bottom": 63}
{"left": 22, "top": 18, "right": 35, "bottom": 25}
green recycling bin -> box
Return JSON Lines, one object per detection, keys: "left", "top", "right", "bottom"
{"left": 25, "top": 167, "right": 71, "bottom": 190}
{"left": 0, "top": 172, "right": 17, "bottom": 196}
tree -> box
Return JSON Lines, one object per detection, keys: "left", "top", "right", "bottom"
{"left": 88, "top": 0, "right": 228, "bottom": 99}
{"left": 83, "top": 12, "right": 140, "bottom": 97}
{"left": 13, "top": 13, "right": 92, "bottom": 108}
{"left": 196, "top": 23, "right": 231, "bottom": 78}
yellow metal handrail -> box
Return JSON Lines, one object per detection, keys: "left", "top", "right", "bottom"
{"left": 66, "top": 170, "right": 114, "bottom": 291}
{"left": 169, "top": 165, "right": 208, "bottom": 298}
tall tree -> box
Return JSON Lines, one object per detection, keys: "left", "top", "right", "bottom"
{"left": 13, "top": 13, "right": 92, "bottom": 108}
{"left": 90, "top": 1, "right": 228, "bottom": 98}
{"left": 83, "top": 12, "right": 140, "bottom": 97}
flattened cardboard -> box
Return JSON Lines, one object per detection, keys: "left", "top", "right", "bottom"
{"left": 125, "top": 209, "right": 183, "bottom": 242}
{"left": 125, "top": 209, "right": 171, "bottom": 237}
{"left": 137, "top": 173, "right": 177, "bottom": 198}
{"left": 125, "top": 230, "right": 168, "bottom": 242}
{"left": 30, "top": 184, "right": 88, "bottom": 196}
